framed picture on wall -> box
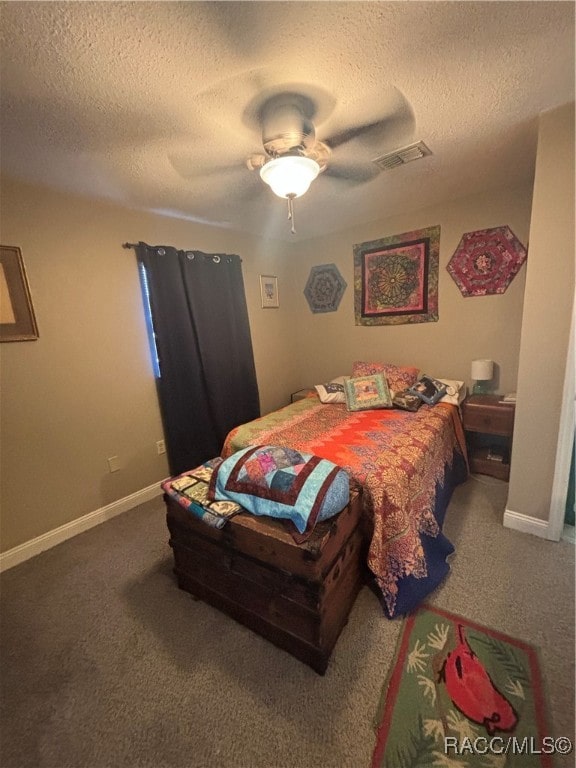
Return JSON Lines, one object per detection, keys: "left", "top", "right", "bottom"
{"left": 260, "top": 275, "right": 279, "bottom": 308}
{"left": 0, "top": 245, "right": 39, "bottom": 342}
{"left": 353, "top": 225, "right": 440, "bottom": 326}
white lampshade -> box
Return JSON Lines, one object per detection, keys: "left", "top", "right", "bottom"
{"left": 259, "top": 156, "right": 320, "bottom": 199}
{"left": 471, "top": 359, "right": 494, "bottom": 381}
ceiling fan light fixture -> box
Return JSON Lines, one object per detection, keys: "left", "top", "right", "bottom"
{"left": 259, "top": 155, "right": 320, "bottom": 199}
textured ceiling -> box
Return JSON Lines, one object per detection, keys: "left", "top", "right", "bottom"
{"left": 0, "top": 1, "right": 574, "bottom": 242}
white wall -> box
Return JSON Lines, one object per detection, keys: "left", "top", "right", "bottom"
{"left": 507, "top": 102, "right": 575, "bottom": 526}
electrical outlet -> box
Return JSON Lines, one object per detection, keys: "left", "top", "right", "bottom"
{"left": 156, "top": 440, "right": 166, "bottom": 455}
{"left": 107, "top": 455, "right": 120, "bottom": 473}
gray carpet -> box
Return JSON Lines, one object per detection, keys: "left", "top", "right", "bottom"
{"left": 1, "top": 477, "right": 574, "bottom": 768}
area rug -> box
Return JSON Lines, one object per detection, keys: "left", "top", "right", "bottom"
{"left": 371, "top": 605, "right": 553, "bottom": 768}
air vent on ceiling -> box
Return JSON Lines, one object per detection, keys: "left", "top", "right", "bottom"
{"left": 372, "top": 141, "right": 432, "bottom": 171}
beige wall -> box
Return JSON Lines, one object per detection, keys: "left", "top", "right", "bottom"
{"left": 0, "top": 174, "right": 534, "bottom": 554}
{"left": 507, "top": 103, "right": 575, "bottom": 522}
{"left": 0, "top": 177, "right": 298, "bottom": 552}
{"left": 287, "top": 185, "right": 533, "bottom": 394}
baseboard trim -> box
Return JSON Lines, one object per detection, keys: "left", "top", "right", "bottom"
{"left": 503, "top": 508, "right": 555, "bottom": 540}
{"left": 0, "top": 482, "right": 163, "bottom": 573}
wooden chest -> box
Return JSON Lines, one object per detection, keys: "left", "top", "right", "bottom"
{"left": 165, "top": 488, "right": 366, "bottom": 674}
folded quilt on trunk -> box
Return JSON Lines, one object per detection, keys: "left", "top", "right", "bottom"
{"left": 208, "top": 444, "right": 350, "bottom": 534}
{"left": 161, "top": 458, "right": 243, "bottom": 529}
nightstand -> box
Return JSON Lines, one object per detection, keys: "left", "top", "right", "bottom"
{"left": 461, "top": 394, "right": 515, "bottom": 481}
{"left": 291, "top": 388, "right": 315, "bottom": 403}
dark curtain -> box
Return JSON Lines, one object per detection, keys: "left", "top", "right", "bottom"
{"left": 135, "top": 242, "right": 260, "bottom": 476}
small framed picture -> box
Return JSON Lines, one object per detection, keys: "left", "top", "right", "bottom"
{"left": 0, "top": 245, "right": 39, "bottom": 342}
{"left": 260, "top": 274, "right": 279, "bottom": 308}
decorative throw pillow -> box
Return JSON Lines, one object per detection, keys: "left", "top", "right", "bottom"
{"left": 344, "top": 373, "right": 393, "bottom": 411}
{"left": 351, "top": 361, "right": 420, "bottom": 393}
{"left": 208, "top": 445, "right": 349, "bottom": 534}
{"left": 408, "top": 375, "right": 448, "bottom": 406}
{"left": 392, "top": 389, "right": 423, "bottom": 412}
{"left": 314, "top": 375, "right": 349, "bottom": 404}
{"left": 436, "top": 378, "right": 466, "bottom": 406}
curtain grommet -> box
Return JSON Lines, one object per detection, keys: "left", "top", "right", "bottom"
{"left": 213, "top": 255, "right": 221, "bottom": 264}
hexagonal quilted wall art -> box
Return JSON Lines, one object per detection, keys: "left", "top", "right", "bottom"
{"left": 304, "top": 263, "right": 347, "bottom": 313}
{"left": 447, "top": 226, "right": 527, "bottom": 297}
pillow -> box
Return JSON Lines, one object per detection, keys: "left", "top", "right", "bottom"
{"left": 392, "top": 389, "right": 423, "bottom": 412}
{"left": 436, "top": 378, "right": 466, "bottom": 406}
{"left": 352, "top": 361, "right": 420, "bottom": 393}
{"left": 344, "top": 373, "right": 393, "bottom": 411}
{"left": 208, "top": 445, "right": 349, "bottom": 534}
{"left": 314, "top": 375, "right": 349, "bottom": 404}
{"left": 408, "top": 375, "right": 448, "bottom": 406}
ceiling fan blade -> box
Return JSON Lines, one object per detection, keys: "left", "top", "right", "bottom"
{"left": 323, "top": 117, "right": 390, "bottom": 150}
{"left": 322, "top": 88, "right": 416, "bottom": 153}
{"left": 245, "top": 180, "right": 270, "bottom": 203}
{"left": 323, "top": 161, "right": 381, "bottom": 185}
{"left": 200, "top": 3, "right": 268, "bottom": 61}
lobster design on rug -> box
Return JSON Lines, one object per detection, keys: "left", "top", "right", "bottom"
{"left": 438, "top": 623, "right": 518, "bottom": 735}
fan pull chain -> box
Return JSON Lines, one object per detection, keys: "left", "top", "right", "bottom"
{"left": 287, "top": 194, "right": 296, "bottom": 235}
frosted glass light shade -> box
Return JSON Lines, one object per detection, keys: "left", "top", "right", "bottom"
{"left": 260, "top": 156, "right": 320, "bottom": 199}
{"left": 471, "top": 359, "right": 494, "bottom": 381}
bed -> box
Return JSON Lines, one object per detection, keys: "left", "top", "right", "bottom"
{"left": 221, "top": 392, "right": 468, "bottom": 618}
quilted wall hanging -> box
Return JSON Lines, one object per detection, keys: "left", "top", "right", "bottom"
{"left": 447, "top": 225, "right": 527, "bottom": 297}
{"left": 304, "top": 263, "right": 347, "bottom": 313}
{"left": 353, "top": 225, "right": 440, "bottom": 325}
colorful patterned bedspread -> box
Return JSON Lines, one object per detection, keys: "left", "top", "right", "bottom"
{"left": 222, "top": 397, "right": 467, "bottom": 617}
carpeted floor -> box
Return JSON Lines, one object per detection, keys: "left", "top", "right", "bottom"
{"left": 1, "top": 476, "right": 574, "bottom": 768}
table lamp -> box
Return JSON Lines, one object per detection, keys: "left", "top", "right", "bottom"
{"left": 471, "top": 359, "right": 494, "bottom": 394}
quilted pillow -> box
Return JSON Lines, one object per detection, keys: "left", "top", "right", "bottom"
{"left": 344, "top": 373, "right": 393, "bottom": 411}
{"left": 408, "top": 375, "right": 448, "bottom": 405}
{"left": 208, "top": 445, "right": 349, "bottom": 534}
{"left": 436, "top": 378, "right": 466, "bottom": 406}
{"left": 392, "top": 389, "right": 423, "bottom": 412}
{"left": 352, "top": 361, "right": 419, "bottom": 393}
{"left": 314, "top": 375, "right": 349, "bottom": 404}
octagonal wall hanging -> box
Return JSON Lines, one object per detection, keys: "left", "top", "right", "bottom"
{"left": 447, "top": 225, "right": 527, "bottom": 297}
{"left": 304, "top": 263, "right": 347, "bottom": 313}
{"left": 354, "top": 225, "right": 440, "bottom": 325}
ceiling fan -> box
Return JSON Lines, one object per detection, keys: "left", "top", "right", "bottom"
{"left": 169, "top": 81, "right": 415, "bottom": 234}
{"left": 245, "top": 92, "right": 387, "bottom": 233}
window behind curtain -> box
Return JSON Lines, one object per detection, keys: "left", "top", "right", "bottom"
{"left": 137, "top": 262, "right": 161, "bottom": 379}
{"left": 134, "top": 243, "right": 260, "bottom": 475}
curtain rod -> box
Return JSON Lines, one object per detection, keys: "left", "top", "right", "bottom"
{"left": 122, "top": 242, "right": 240, "bottom": 263}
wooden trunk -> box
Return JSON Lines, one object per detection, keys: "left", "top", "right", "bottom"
{"left": 165, "top": 489, "right": 366, "bottom": 674}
